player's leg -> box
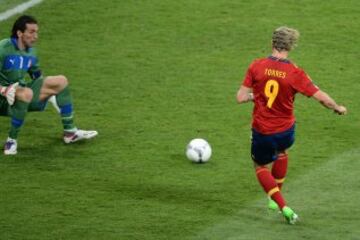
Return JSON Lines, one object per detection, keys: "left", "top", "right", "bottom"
{"left": 38, "top": 75, "right": 75, "bottom": 131}
{"left": 272, "top": 151, "right": 288, "bottom": 189}
{"left": 39, "top": 75, "right": 97, "bottom": 143}
{"left": 255, "top": 161, "right": 298, "bottom": 224}
{"left": 254, "top": 162, "right": 287, "bottom": 211}
{"left": 252, "top": 130, "right": 287, "bottom": 209}
{"left": 4, "top": 87, "right": 33, "bottom": 155}
{"left": 251, "top": 129, "right": 298, "bottom": 224}
{"left": 268, "top": 125, "right": 295, "bottom": 210}
{"left": 268, "top": 151, "right": 288, "bottom": 210}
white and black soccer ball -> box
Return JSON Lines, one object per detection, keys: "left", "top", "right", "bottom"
{"left": 186, "top": 138, "right": 212, "bottom": 163}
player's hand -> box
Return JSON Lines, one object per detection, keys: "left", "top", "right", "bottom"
{"left": 0, "top": 82, "right": 19, "bottom": 105}
{"left": 248, "top": 93, "right": 254, "bottom": 102}
{"left": 334, "top": 105, "right": 347, "bottom": 115}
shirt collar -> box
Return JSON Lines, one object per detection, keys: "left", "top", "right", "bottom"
{"left": 268, "top": 55, "right": 291, "bottom": 64}
{"left": 11, "top": 37, "right": 31, "bottom": 52}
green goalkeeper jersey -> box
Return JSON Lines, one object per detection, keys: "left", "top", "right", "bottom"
{"left": 0, "top": 38, "right": 42, "bottom": 87}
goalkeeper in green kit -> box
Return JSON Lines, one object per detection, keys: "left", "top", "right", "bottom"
{"left": 0, "top": 15, "right": 97, "bottom": 155}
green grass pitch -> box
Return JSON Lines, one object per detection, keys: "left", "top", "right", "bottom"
{"left": 0, "top": 0, "right": 359, "bottom": 239}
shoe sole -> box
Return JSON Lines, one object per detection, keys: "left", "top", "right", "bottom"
{"left": 286, "top": 214, "right": 299, "bottom": 225}
{"left": 64, "top": 132, "right": 98, "bottom": 144}
{"left": 4, "top": 150, "right": 17, "bottom": 155}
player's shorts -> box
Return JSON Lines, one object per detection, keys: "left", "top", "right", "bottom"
{"left": 0, "top": 77, "right": 47, "bottom": 116}
{"left": 26, "top": 77, "right": 48, "bottom": 111}
{"left": 0, "top": 95, "right": 9, "bottom": 116}
{"left": 251, "top": 124, "right": 295, "bottom": 165}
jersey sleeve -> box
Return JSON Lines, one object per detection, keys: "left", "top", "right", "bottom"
{"left": 291, "top": 69, "right": 319, "bottom": 97}
{"left": 242, "top": 62, "right": 255, "bottom": 87}
{"left": 27, "top": 49, "right": 42, "bottom": 80}
{"left": 0, "top": 49, "right": 9, "bottom": 85}
{"left": 28, "top": 61, "right": 42, "bottom": 80}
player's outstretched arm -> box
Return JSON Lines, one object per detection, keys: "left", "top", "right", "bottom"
{"left": 237, "top": 85, "right": 254, "bottom": 104}
{"left": 312, "top": 90, "right": 347, "bottom": 115}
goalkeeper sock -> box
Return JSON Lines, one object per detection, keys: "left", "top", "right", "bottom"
{"left": 55, "top": 86, "right": 76, "bottom": 132}
{"left": 8, "top": 100, "right": 29, "bottom": 139}
{"left": 271, "top": 153, "right": 288, "bottom": 189}
{"left": 256, "top": 166, "right": 286, "bottom": 209}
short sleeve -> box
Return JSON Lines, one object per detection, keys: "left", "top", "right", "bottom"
{"left": 27, "top": 49, "right": 42, "bottom": 80}
{"left": 0, "top": 49, "right": 8, "bottom": 84}
{"left": 242, "top": 62, "right": 255, "bottom": 88}
{"left": 291, "top": 69, "right": 319, "bottom": 97}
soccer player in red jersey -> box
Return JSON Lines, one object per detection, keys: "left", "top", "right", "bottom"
{"left": 236, "top": 26, "right": 347, "bottom": 224}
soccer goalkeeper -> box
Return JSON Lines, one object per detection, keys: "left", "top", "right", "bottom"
{"left": 0, "top": 15, "right": 97, "bottom": 155}
{"left": 236, "top": 26, "right": 347, "bottom": 224}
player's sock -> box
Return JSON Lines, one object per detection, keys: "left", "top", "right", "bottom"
{"left": 55, "top": 86, "right": 76, "bottom": 132}
{"left": 8, "top": 100, "right": 29, "bottom": 139}
{"left": 256, "top": 166, "right": 286, "bottom": 210}
{"left": 272, "top": 153, "right": 288, "bottom": 189}
{"left": 60, "top": 104, "right": 76, "bottom": 132}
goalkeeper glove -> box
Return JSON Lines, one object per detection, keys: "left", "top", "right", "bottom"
{"left": 0, "top": 82, "right": 19, "bottom": 105}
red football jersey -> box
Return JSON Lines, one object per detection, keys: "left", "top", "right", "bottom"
{"left": 242, "top": 56, "right": 319, "bottom": 134}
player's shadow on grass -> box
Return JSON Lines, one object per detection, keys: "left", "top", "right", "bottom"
{"left": 120, "top": 183, "right": 236, "bottom": 209}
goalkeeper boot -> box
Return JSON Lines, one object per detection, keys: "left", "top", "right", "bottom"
{"left": 63, "top": 129, "right": 98, "bottom": 144}
{"left": 268, "top": 198, "right": 279, "bottom": 211}
{"left": 4, "top": 137, "right": 17, "bottom": 155}
{"left": 282, "top": 206, "right": 299, "bottom": 225}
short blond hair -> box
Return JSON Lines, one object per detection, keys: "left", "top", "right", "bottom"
{"left": 272, "top": 26, "right": 300, "bottom": 51}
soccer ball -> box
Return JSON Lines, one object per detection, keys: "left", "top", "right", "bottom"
{"left": 186, "top": 138, "right": 212, "bottom": 163}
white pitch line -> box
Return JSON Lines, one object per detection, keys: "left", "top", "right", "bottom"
{"left": 0, "top": 0, "right": 43, "bottom": 22}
